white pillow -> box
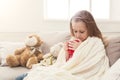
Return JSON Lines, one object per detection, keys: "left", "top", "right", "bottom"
{"left": 0, "top": 42, "right": 24, "bottom": 66}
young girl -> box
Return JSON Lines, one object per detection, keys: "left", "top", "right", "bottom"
{"left": 65, "top": 10, "right": 103, "bottom": 60}
{"left": 16, "top": 10, "right": 109, "bottom": 80}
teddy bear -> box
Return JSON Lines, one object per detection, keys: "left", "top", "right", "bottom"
{"left": 36, "top": 42, "right": 64, "bottom": 67}
{"left": 6, "top": 34, "right": 44, "bottom": 69}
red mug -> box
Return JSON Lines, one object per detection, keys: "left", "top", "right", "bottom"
{"left": 67, "top": 40, "right": 80, "bottom": 58}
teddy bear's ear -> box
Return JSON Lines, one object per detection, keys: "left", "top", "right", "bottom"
{"left": 37, "top": 40, "right": 43, "bottom": 46}
{"left": 40, "top": 40, "right": 43, "bottom": 44}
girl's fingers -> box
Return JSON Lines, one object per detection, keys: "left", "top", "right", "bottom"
{"left": 64, "top": 42, "right": 69, "bottom": 51}
{"left": 68, "top": 47, "right": 74, "bottom": 50}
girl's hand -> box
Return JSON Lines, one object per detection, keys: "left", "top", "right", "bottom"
{"left": 68, "top": 39, "right": 81, "bottom": 50}
{"left": 63, "top": 42, "right": 69, "bottom": 60}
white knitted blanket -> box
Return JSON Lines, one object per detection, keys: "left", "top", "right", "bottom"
{"left": 24, "top": 37, "right": 109, "bottom": 80}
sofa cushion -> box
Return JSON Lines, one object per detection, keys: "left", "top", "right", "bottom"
{"left": 106, "top": 36, "right": 120, "bottom": 66}
{"left": 101, "top": 59, "right": 120, "bottom": 80}
{"left": 0, "top": 66, "right": 29, "bottom": 80}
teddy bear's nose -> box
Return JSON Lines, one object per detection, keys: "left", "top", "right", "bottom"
{"left": 29, "top": 36, "right": 32, "bottom": 38}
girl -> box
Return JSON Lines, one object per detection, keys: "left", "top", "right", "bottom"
{"left": 65, "top": 10, "right": 104, "bottom": 60}
{"left": 16, "top": 10, "right": 109, "bottom": 80}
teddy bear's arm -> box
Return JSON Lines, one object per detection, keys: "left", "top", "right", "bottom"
{"left": 37, "top": 53, "right": 44, "bottom": 61}
{"left": 14, "top": 47, "right": 26, "bottom": 55}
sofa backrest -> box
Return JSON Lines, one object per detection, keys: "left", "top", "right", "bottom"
{"left": 38, "top": 31, "right": 71, "bottom": 54}
{"left": 0, "top": 32, "right": 120, "bottom": 67}
{"left": 0, "top": 31, "right": 71, "bottom": 66}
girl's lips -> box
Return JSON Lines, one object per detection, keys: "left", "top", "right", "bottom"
{"left": 75, "top": 39, "right": 80, "bottom": 42}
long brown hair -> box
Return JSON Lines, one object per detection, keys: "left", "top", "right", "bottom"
{"left": 70, "top": 10, "right": 103, "bottom": 40}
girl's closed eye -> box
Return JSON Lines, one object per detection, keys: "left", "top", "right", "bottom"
{"left": 74, "top": 30, "right": 85, "bottom": 34}
{"left": 74, "top": 30, "right": 77, "bottom": 33}
{"left": 80, "top": 31, "right": 85, "bottom": 33}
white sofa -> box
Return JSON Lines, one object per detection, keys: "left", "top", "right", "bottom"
{"left": 0, "top": 31, "right": 120, "bottom": 80}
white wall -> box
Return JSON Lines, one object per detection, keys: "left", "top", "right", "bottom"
{"left": 0, "top": 0, "right": 69, "bottom": 32}
{"left": 0, "top": 0, "right": 120, "bottom": 33}
{"left": 0, "top": 1, "right": 120, "bottom": 70}
{"left": 110, "top": 0, "right": 120, "bottom": 20}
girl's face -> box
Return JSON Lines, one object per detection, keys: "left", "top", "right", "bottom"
{"left": 72, "top": 21, "right": 88, "bottom": 41}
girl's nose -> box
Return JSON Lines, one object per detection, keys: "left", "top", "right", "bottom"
{"left": 76, "top": 33, "right": 81, "bottom": 38}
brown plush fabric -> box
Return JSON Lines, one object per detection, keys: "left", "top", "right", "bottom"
{"left": 106, "top": 37, "right": 120, "bottom": 66}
